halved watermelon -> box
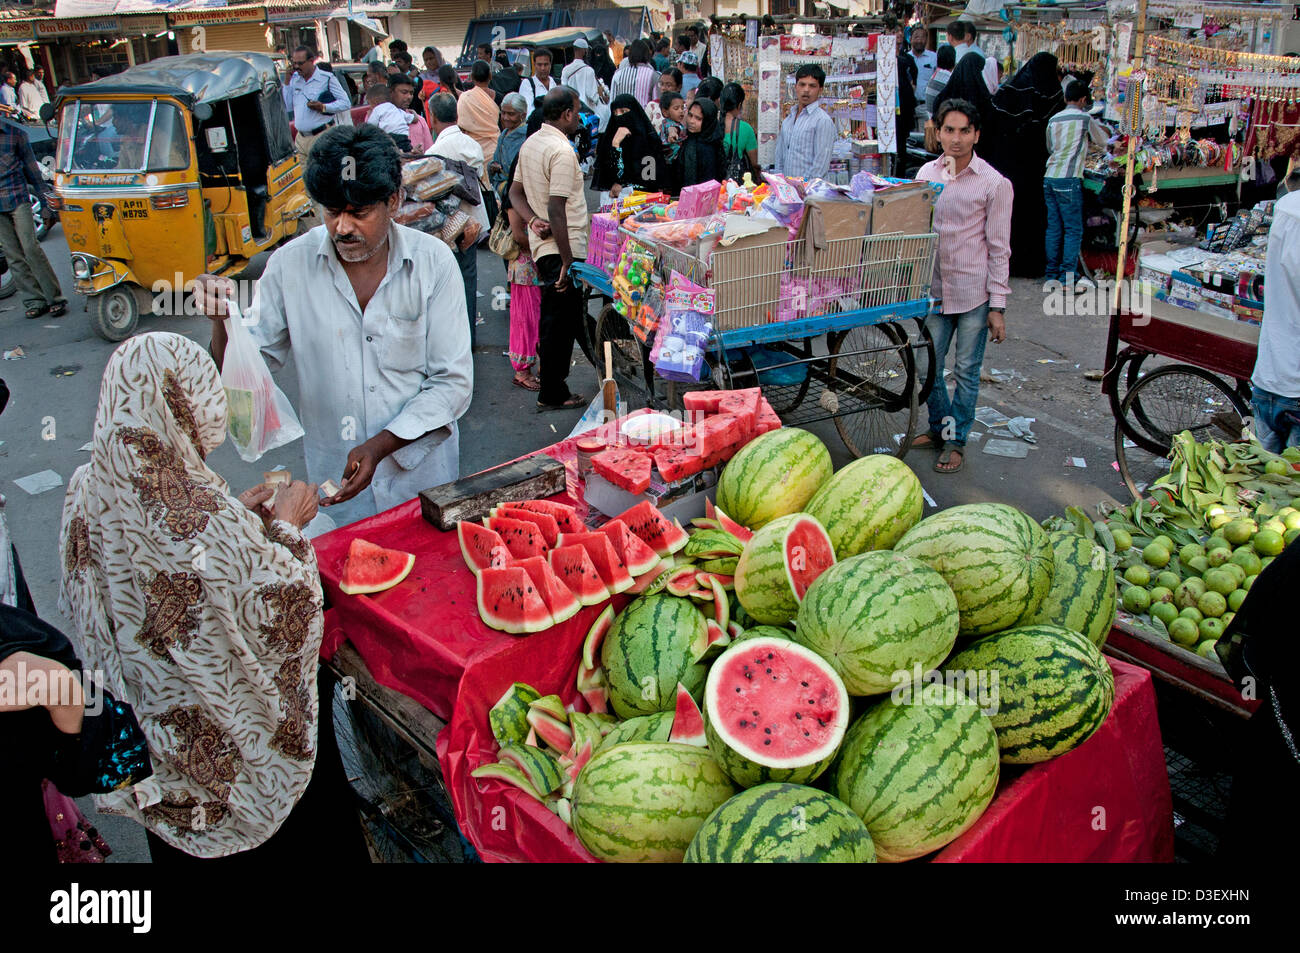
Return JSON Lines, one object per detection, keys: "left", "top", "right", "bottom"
{"left": 599, "top": 519, "right": 661, "bottom": 576}
{"left": 499, "top": 499, "right": 583, "bottom": 534}
{"left": 512, "top": 555, "right": 580, "bottom": 625}
{"left": 486, "top": 516, "right": 548, "bottom": 560}
{"left": 549, "top": 544, "right": 611, "bottom": 607}
{"left": 668, "top": 683, "right": 707, "bottom": 747}
{"left": 591, "top": 447, "right": 653, "bottom": 495}
{"left": 492, "top": 508, "right": 559, "bottom": 548}
{"left": 476, "top": 566, "right": 553, "bottom": 634}
{"left": 617, "top": 500, "right": 689, "bottom": 557}
{"left": 572, "top": 534, "right": 633, "bottom": 595}
{"left": 734, "top": 513, "right": 836, "bottom": 627}
{"left": 339, "top": 538, "right": 416, "bottom": 595}
{"left": 458, "top": 522, "right": 511, "bottom": 575}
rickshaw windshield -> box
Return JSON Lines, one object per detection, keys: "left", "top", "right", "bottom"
{"left": 57, "top": 100, "right": 191, "bottom": 173}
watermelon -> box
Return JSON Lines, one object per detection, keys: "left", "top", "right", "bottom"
{"left": 571, "top": 742, "right": 735, "bottom": 862}
{"left": 582, "top": 604, "right": 615, "bottom": 670}
{"left": 682, "top": 390, "right": 726, "bottom": 414}
{"left": 598, "top": 519, "right": 661, "bottom": 576}
{"left": 706, "top": 499, "right": 753, "bottom": 543}
{"left": 945, "top": 623, "right": 1116, "bottom": 764}
{"left": 754, "top": 398, "right": 782, "bottom": 435}
{"left": 567, "top": 712, "right": 604, "bottom": 756}
{"left": 617, "top": 500, "right": 689, "bottom": 556}
{"left": 803, "top": 455, "right": 925, "bottom": 559}
{"left": 666, "top": 566, "right": 700, "bottom": 597}
{"left": 653, "top": 445, "right": 705, "bottom": 483}
{"left": 492, "top": 507, "right": 559, "bottom": 547}
{"left": 715, "top": 428, "right": 833, "bottom": 530}
{"left": 734, "top": 513, "right": 836, "bottom": 626}
{"left": 685, "top": 528, "right": 745, "bottom": 560}
{"left": 598, "top": 711, "right": 675, "bottom": 749}
{"left": 458, "top": 521, "right": 511, "bottom": 575}
{"left": 696, "top": 413, "right": 751, "bottom": 460}
{"left": 498, "top": 742, "right": 566, "bottom": 795}
{"left": 576, "top": 662, "right": 608, "bottom": 713}
{"left": 471, "top": 761, "right": 543, "bottom": 801}
{"left": 684, "top": 783, "right": 876, "bottom": 863}
{"left": 486, "top": 515, "right": 549, "bottom": 560}
{"left": 732, "top": 624, "right": 795, "bottom": 644}
{"left": 1025, "top": 533, "right": 1117, "bottom": 648}
{"left": 592, "top": 447, "right": 653, "bottom": 495}
{"left": 703, "top": 635, "right": 850, "bottom": 788}
{"left": 627, "top": 558, "right": 675, "bottom": 594}
{"left": 717, "top": 387, "right": 762, "bottom": 432}
{"left": 526, "top": 707, "right": 574, "bottom": 753}
{"left": 338, "top": 538, "right": 416, "bottom": 594}
{"left": 792, "top": 551, "right": 959, "bottom": 696}
{"left": 602, "top": 594, "right": 708, "bottom": 719}
{"left": 476, "top": 567, "right": 553, "bottom": 634}
{"left": 549, "top": 544, "right": 611, "bottom": 607}
{"left": 498, "top": 499, "right": 582, "bottom": 534}
{"left": 511, "top": 555, "right": 580, "bottom": 625}
{"left": 572, "top": 534, "right": 634, "bottom": 595}
{"left": 669, "top": 683, "right": 707, "bottom": 746}
{"left": 894, "top": 503, "right": 1055, "bottom": 637}
{"left": 489, "top": 682, "right": 542, "bottom": 746}
{"left": 832, "top": 694, "right": 1000, "bottom": 862}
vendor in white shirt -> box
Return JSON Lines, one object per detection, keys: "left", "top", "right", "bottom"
{"left": 561, "top": 37, "right": 603, "bottom": 114}
{"left": 520, "top": 48, "right": 559, "bottom": 111}
{"left": 282, "top": 46, "right": 351, "bottom": 160}
{"left": 196, "top": 124, "right": 473, "bottom": 526}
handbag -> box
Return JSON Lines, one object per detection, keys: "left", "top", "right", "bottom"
{"left": 488, "top": 205, "right": 521, "bottom": 262}
{"left": 43, "top": 779, "right": 111, "bottom": 863}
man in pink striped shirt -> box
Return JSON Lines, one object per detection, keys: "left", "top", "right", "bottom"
{"left": 913, "top": 99, "right": 1012, "bottom": 473}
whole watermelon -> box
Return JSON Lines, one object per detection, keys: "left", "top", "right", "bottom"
{"left": 571, "top": 742, "right": 735, "bottom": 862}
{"left": 832, "top": 694, "right": 1000, "bottom": 862}
{"left": 602, "top": 594, "right": 707, "bottom": 719}
{"left": 945, "top": 623, "right": 1115, "bottom": 764}
{"left": 1025, "top": 532, "right": 1117, "bottom": 648}
{"left": 793, "top": 551, "right": 960, "bottom": 696}
{"left": 685, "top": 783, "right": 876, "bottom": 863}
{"left": 803, "top": 454, "right": 924, "bottom": 559}
{"left": 716, "top": 428, "right": 832, "bottom": 530}
{"left": 894, "top": 503, "right": 1054, "bottom": 637}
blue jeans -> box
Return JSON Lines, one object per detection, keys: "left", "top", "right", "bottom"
{"left": 1251, "top": 385, "right": 1300, "bottom": 453}
{"left": 925, "top": 302, "right": 989, "bottom": 449}
{"left": 1043, "top": 177, "right": 1083, "bottom": 283}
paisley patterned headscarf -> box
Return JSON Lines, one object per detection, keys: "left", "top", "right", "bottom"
{"left": 59, "top": 332, "right": 325, "bottom": 858}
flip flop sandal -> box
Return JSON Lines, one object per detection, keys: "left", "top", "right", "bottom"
{"left": 24, "top": 305, "right": 49, "bottom": 319}
{"left": 513, "top": 375, "right": 541, "bottom": 392}
{"left": 47, "top": 302, "right": 67, "bottom": 317}
{"left": 934, "top": 449, "right": 965, "bottom": 473}
{"left": 910, "top": 433, "right": 942, "bottom": 450}
{"left": 536, "top": 394, "right": 587, "bottom": 413}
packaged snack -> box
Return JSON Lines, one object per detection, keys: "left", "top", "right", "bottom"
{"left": 400, "top": 155, "right": 445, "bottom": 186}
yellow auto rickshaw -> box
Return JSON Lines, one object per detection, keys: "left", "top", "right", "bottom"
{"left": 45, "top": 52, "right": 313, "bottom": 340}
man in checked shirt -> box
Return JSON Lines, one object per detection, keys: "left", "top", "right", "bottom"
{"left": 912, "top": 99, "right": 1012, "bottom": 474}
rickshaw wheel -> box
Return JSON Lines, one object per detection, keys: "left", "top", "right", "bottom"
{"left": 827, "top": 322, "right": 918, "bottom": 459}
{"left": 90, "top": 285, "right": 144, "bottom": 342}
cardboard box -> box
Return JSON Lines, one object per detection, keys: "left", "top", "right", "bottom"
{"left": 797, "top": 196, "right": 873, "bottom": 302}
{"left": 870, "top": 182, "right": 936, "bottom": 236}
{"left": 710, "top": 222, "right": 790, "bottom": 330}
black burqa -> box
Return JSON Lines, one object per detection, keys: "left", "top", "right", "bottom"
{"left": 935, "top": 51, "right": 995, "bottom": 135}
{"left": 675, "top": 98, "right": 724, "bottom": 194}
{"left": 896, "top": 50, "right": 918, "bottom": 158}
{"left": 592, "top": 94, "right": 667, "bottom": 192}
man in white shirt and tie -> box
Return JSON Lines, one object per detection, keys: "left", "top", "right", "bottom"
{"left": 282, "top": 46, "right": 351, "bottom": 162}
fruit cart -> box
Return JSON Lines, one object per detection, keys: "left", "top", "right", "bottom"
{"left": 1102, "top": 297, "right": 1259, "bottom": 499}
{"left": 570, "top": 228, "right": 940, "bottom": 460}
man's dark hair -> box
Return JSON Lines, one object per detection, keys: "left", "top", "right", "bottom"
{"left": 659, "top": 90, "right": 683, "bottom": 112}
{"left": 1065, "top": 79, "right": 1090, "bottom": 103}
{"left": 936, "top": 44, "right": 956, "bottom": 70}
{"left": 428, "top": 91, "right": 458, "bottom": 124}
{"left": 657, "top": 38, "right": 670, "bottom": 52}
{"left": 389, "top": 39, "right": 407, "bottom": 54}
{"left": 674, "top": 34, "right": 690, "bottom": 52}
{"left": 365, "top": 84, "right": 389, "bottom": 103}
{"left": 687, "top": 25, "right": 699, "bottom": 40}
{"left": 477, "top": 42, "right": 493, "bottom": 59}
{"left": 946, "top": 21, "right": 965, "bottom": 40}
{"left": 935, "top": 98, "right": 981, "bottom": 131}
{"left": 367, "top": 60, "right": 388, "bottom": 81}
{"left": 696, "top": 76, "right": 723, "bottom": 104}
{"left": 471, "top": 60, "right": 491, "bottom": 84}
{"left": 293, "top": 45, "right": 315, "bottom": 60}
{"left": 541, "top": 86, "right": 575, "bottom": 121}
{"left": 388, "top": 73, "right": 413, "bottom": 92}
{"left": 532, "top": 48, "right": 553, "bottom": 63}
{"left": 394, "top": 51, "right": 413, "bottom": 67}
{"left": 303, "top": 124, "right": 401, "bottom": 209}
{"left": 627, "top": 39, "right": 650, "bottom": 66}
{"left": 794, "top": 64, "right": 825, "bottom": 86}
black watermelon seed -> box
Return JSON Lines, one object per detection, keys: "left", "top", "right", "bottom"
{"left": 764, "top": 727, "right": 771, "bottom": 734}
{"left": 801, "top": 681, "right": 808, "bottom": 687}
{"left": 817, "top": 718, "right": 826, "bottom": 727}
{"left": 803, "top": 730, "right": 810, "bottom": 737}
{"left": 808, "top": 699, "right": 815, "bottom": 704}
{"left": 752, "top": 710, "right": 759, "bottom": 716}
{"left": 739, "top": 719, "right": 748, "bottom": 727}
{"left": 764, "top": 739, "right": 771, "bottom": 745}
{"left": 767, "top": 653, "right": 773, "bottom": 659}
{"left": 795, "top": 712, "right": 802, "bottom": 720}
{"left": 765, "top": 668, "right": 771, "bottom": 674}
{"left": 735, "top": 687, "right": 741, "bottom": 693}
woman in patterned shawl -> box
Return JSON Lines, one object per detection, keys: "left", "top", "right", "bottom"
{"left": 59, "top": 332, "right": 362, "bottom": 862}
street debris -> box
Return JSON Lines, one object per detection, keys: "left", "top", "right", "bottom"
{"left": 51, "top": 364, "right": 81, "bottom": 377}
{"left": 14, "top": 470, "right": 63, "bottom": 495}
{"left": 3, "top": 347, "right": 24, "bottom": 360}
{"left": 983, "top": 438, "right": 1029, "bottom": 459}
{"left": 1065, "top": 456, "right": 1087, "bottom": 468}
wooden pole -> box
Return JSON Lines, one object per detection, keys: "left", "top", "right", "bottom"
{"left": 1112, "top": 0, "right": 1147, "bottom": 313}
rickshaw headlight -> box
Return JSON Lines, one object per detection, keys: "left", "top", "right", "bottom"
{"left": 71, "top": 255, "right": 93, "bottom": 279}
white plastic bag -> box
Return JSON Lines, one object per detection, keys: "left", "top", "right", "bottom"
{"left": 221, "top": 297, "right": 304, "bottom": 462}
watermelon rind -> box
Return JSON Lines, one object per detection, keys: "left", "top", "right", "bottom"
{"left": 715, "top": 428, "right": 833, "bottom": 530}
{"left": 731, "top": 624, "right": 794, "bottom": 644}
{"left": 684, "top": 783, "right": 876, "bottom": 863}
{"left": 582, "top": 604, "right": 616, "bottom": 671}
{"left": 703, "top": 636, "right": 850, "bottom": 789}
{"left": 602, "top": 594, "right": 708, "bottom": 719}
{"left": 792, "top": 551, "right": 960, "bottom": 696}
{"left": 597, "top": 710, "right": 675, "bottom": 750}
{"left": 498, "top": 742, "right": 566, "bottom": 795}
{"left": 734, "top": 513, "right": 835, "bottom": 626}
{"left": 339, "top": 538, "right": 416, "bottom": 595}
{"left": 471, "top": 760, "right": 545, "bottom": 802}
{"left": 832, "top": 694, "right": 1000, "bottom": 862}
{"left": 570, "top": 742, "right": 736, "bottom": 862}
{"left": 489, "top": 682, "right": 542, "bottom": 746}
{"left": 945, "top": 623, "right": 1116, "bottom": 764}
{"left": 803, "top": 454, "right": 925, "bottom": 559}
{"left": 894, "top": 503, "right": 1055, "bottom": 637}
{"left": 1025, "top": 533, "right": 1117, "bottom": 648}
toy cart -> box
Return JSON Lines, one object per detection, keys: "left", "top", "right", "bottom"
{"left": 1102, "top": 298, "right": 1259, "bottom": 499}
{"left": 571, "top": 230, "right": 940, "bottom": 459}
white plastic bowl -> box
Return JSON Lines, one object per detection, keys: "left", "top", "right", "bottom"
{"left": 621, "top": 413, "right": 682, "bottom": 446}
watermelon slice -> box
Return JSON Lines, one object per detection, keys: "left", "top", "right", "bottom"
{"left": 707, "top": 499, "right": 754, "bottom": 542}
{"left": 492, "top": 507, "right": 559, "bottom": 548}
{"left": 572, "top": 534, "right": 634, "bottom": 594}
{"left": 755, "top": 398, "right": 782, "bottom": 435}
{"left": 703, "top": 635, "right": 851, "bottom": 788}
{"left": 653, "top": 445, "right": 706, "bottom": 483}
{"left": 499, "top": 499, "right": 583, "bottom": 534}
{"left": 582, "top": 604, "right": 616, "bottom": 671}
{"left": 486, "top": 515, "right": 549, "bottom": 560}
{"left": 470, "top": 761, "right": 544, "bottom": 801}
{"left": 526, "top": 707, "right": 574, "bottom": 754}
{"left": 696, "top": 413, "right": 748, "bottom": 459}
{"left": 599, "top": 519, "right": 661, "bottom": 576}
{"left": 498, "top": 742, "right": 566, "bottom": 795}
{"left": 668, "top": 683, "right": 707, "bottom": 747}
{"left": 549, "top": 544, "right": 611, "bottom": 607}
{"left": 476, "top": 566, "right": 553, "bottom": 634}
{"left": 458, "top": 522, "right": 511, "bottom": 575}
{"left": 338, "top": 538, "right": 416, "bottom": 595}
{"left": 617, "top": 500, "right": 690, "bottom": 557}
{"left": 717, "top": 387, "right": 762, "bottom": 432}
{"left": 529, "top": 693, "right": 567, "bottom": 720}
{"left": 576, "top": 662, "right": 608, "bottom": 713}
{"left": 682, "top": 390, "right": 726, "bottom": 415}
{"left": 666, "top": 566, "right": 700, "bottom": 597}
{"left": 591, "top": 447, "right": 653, "bottom": 495}
{"left": 512, "top": 556, "right": 580, "bottom": 625}
{"left": 707, "top": 573, "right": 730, "bottom": 629}
{"left": 627, "top": 558, "right": 675, "bottom": 594}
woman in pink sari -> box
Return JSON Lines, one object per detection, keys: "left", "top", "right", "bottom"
{"left": 503, "top": 157, "right": 540, "bottom": 390}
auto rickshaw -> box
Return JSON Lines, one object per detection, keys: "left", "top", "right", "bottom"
{"left": 44, "top": 51, "right": 313, "bottom": 340}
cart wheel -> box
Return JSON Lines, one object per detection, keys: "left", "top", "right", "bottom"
{"left": 1104, "top": 350, "right": 1152, "bottom": 432}
{"left": 593, "top": 304, "right": 654, "bottom": 400}
{"left": 720, "top": 340, "right": 815, "bottom": 416}
{"left": 1113, "top": 364, "right": 1249, "bottom": 500}
{"left": 827, "top": 322, "right": 918, "bottom": 459}
{"left": 89, "top": 285, "right": 146, "bottom": 342}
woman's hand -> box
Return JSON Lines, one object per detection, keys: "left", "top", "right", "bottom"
{"left": 271, "top": 480, "right": 319, "bottom": 529}
{"left": 238, "top": 484, "right": 275, "bottom": 526}
{"left": 612, "top": 126, "right": 631, "bottom": 148}
{"left": 609, "top": 183, "right": 623, "bottom": 198}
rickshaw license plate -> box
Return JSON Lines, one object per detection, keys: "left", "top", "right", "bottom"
{"left": 121, "top": 199, "right": 149, "bottom": 220}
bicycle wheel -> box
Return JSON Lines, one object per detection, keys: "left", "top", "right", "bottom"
{"left": 1114, "top": 364, "right": 1249, "bottom": 500}
{"left": 827, "top": 322, "right": 918, "bottom": 459}
{"left": 594, "top": 304, "right": 654, "bottom": 401}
